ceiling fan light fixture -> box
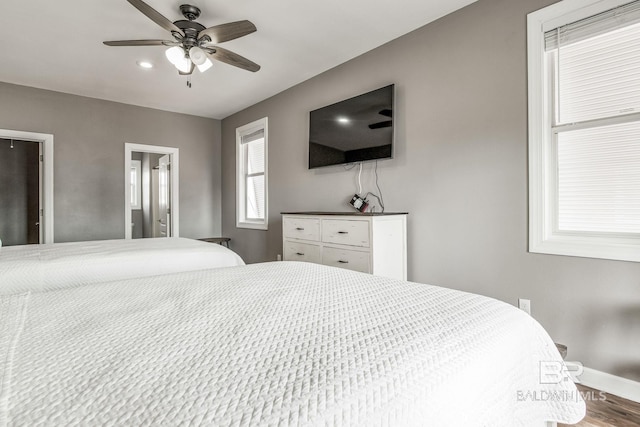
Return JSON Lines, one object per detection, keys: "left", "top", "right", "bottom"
{"left": 165, "top": 46, "right": 185, "bottom": 64}
{"left": 189, "top": 46, "right": 207, "bottom": 66}
{"left": 196, "top": 57, "right": 213, "bottom": 73}
{"left": 165, "top": 46, "right": 192, "bottom": 73}
{"left": 175, "top": 58, "right": 193, "bottom": 73}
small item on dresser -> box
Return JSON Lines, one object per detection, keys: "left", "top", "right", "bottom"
{"left": 349, "top": 194, "right": 369, "bottom": 212}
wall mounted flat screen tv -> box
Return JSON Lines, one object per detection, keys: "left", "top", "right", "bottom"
{"left": 309, "top": 84, "right": 394, "bottom": 169}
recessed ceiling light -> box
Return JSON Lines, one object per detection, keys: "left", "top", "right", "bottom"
{"left": 337, "top": 117, "right": 350, "bottom": 124}
{"left": 137, "top": 60, "right": 153, "bottom": 69}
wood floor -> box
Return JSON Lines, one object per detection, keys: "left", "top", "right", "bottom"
{"left": 559, "top": 385, "right": 640, "bottom": 427}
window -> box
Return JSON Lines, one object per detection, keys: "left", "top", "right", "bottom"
{"left": 236, "top": 117, "right": 268, "bottom": 229}
{"left": 528, "top": 0, "right": 640, "bottom": 262}
{"left": 130, "top": 159, "right": 142, "bottom": 210}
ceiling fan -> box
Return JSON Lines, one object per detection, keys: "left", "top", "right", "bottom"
{"left": 104, "top": 0, "right": 260, "bottom": 77}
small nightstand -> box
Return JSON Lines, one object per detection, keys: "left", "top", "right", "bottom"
{"left": 198, "top": 237, "right": 231, "bottom": 248}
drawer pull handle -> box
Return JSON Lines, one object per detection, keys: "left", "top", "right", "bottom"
{"left": 338, "top": 260, "right": 349, "bottom": 264}
{"left": 296, "top": 252, "right": 305, "bottom": 256}
{"left": 296, "top": 227, "right": 305, "bottom": 231}
{"left": 337, "top": 231, "right": 348, "bottom": 234}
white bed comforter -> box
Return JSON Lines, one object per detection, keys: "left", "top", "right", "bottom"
{"left": 0, "top": 262, "right": 584, "bottom": 426}
{"left": 0, "top": 237, "right": 244, "bottom": 294}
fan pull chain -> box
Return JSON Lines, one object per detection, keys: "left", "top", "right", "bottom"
{"left": 187, "top": 76, "right": 192, "bottom": 88}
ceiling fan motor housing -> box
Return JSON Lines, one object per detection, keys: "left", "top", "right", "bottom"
{"left": 174, "top": 20, "right": 206, "bottom": 48}
{"left": 173, "top": 5, "right": 208, "bottom": 50}
{"left": 179, "top": 4, "right": 201, "bottom": 21}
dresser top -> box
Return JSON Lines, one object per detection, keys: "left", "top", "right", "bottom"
{"left": 281, "top": 211, "right": 408, "bottom": 216}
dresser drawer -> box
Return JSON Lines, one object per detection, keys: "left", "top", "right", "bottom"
{"left": 283, "top": 217, "right": 320, "bottom": 241}
{"left": 322, "top": 247, "right": 370, "bottom": 273}
{"left": 322, "top": 219, "right": 370, "bottom": 247}
{"left": 284, "top": 241, "right": 321, "bottom": 263}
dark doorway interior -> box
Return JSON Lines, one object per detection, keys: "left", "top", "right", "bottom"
{"left": 0, "top": 138, "right": 41, "bottom": 246}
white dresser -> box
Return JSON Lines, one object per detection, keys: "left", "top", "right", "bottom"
{"left": 281, "top": 212, "right": 407, "bottom": 280}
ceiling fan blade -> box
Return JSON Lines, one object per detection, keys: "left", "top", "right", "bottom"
{"left": 126, "top": 0, "right": 183, "bottom": 35}
{"left": 199, "top": 20, "right": 256, "bottom": 44}
{"left": 368, "top": 120, "right": 392, "bottom": 130}
{"left": 179, "top": 61, "right": 196, "bottom": 76}
{"left": 206, "top": 46, "right": 260, "bottom": 72}
{"left": 378, "top": 109, "right": 393, "bottom": 118}
{"left": 103, "top": 39, "right": 177, "bottom": 46}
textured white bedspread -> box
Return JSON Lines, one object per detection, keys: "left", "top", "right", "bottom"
{"left": 0, "top": 262, "right": 584, "bottom": 426}
{"left": 0, "top": 237, "right": 244, "bottom": 294}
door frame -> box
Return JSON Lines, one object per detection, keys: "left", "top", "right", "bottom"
{"left": 0, "top": 128, "right": 54, "bottom": 243}
{"left": 124, "top": 143, "right": 179, "bottom": 239}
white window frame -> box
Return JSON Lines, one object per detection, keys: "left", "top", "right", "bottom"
{"left": 236, "top": 117, "right": 268, "bottom": 230}
{"left": 130, "top": 159, "right": 142, "bottom": 210}
{"left": 528, "top": 0, "right": 640, "bottom": 262}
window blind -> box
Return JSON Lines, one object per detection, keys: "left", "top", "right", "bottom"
{"left": 246, "top": 138, "right": 265, "bottom": 175}
{"left": 246, "top": 175, "right": 265, "bottom": 219}
{"left": 552, "top": 20, "right": 640, "bottom": 124}
{"left": 242, "top": 130, "right": 265, "bottom": 220}
{"left": 545, "top": 0, "right": 640, "bottom": 124}
{"left": 557, "top": 121, "right": 640, "bottom": 234}
{"left": 545, "top": 0, "right": 640, "bottom": 50}
{"left": 241, "top": 129, "right": 264, "bottom": 144}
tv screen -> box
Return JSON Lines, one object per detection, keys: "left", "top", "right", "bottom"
{"left": 309, "top": 84, "right": 394, "bottom": 169}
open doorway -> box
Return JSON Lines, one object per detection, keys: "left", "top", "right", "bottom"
{"left": 130, "top": 152, "right": 172, "bottom": 238}
{"left": 0, "top": 129, "right": 54, "bottom": 244}
{"left": 0, "top": 139, "right": 41, "bottom": 246}
{"left": 124, "top": 143, "right": 179, "bottom": 239}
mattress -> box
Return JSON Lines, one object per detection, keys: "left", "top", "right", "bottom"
{"left": 0, "top": 262, "right": 585, "bottom": 426}
{"left": 0, "top": 237, "right": 244, "bottom": 294}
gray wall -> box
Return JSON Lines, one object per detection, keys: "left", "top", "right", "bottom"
{"left": 221, "top": 0, "right": 640, "bottom": 380}
{"left": 0, "top": 81, "right": 222, "bottom": 242}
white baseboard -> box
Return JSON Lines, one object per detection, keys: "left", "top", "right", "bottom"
{"left": 579, "top": 366, "right": 640, "bottom": 403}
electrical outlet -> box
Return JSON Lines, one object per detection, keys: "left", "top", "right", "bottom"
{"left": 276, "top": 254, "right": 282, "bottom": 261}
{"left": 518, "top": 298, "right": 531, "bottom": 315}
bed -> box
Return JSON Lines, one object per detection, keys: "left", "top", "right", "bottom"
{"left": 0, "top": 261, "right": 584, "bottom": 426}
{"left": 0, "top": 237, "right": 245, "bottom": 293}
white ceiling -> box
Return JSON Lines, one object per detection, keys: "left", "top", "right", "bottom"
{"left": 0, "top": 0, "right": 476, "bottom": 119}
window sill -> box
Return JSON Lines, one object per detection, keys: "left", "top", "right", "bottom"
{"left": 530, "top": 234, "right": 640, "bottom": 263}
{"left": 237, "top": 221, "right": 268, "bottom": 231}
